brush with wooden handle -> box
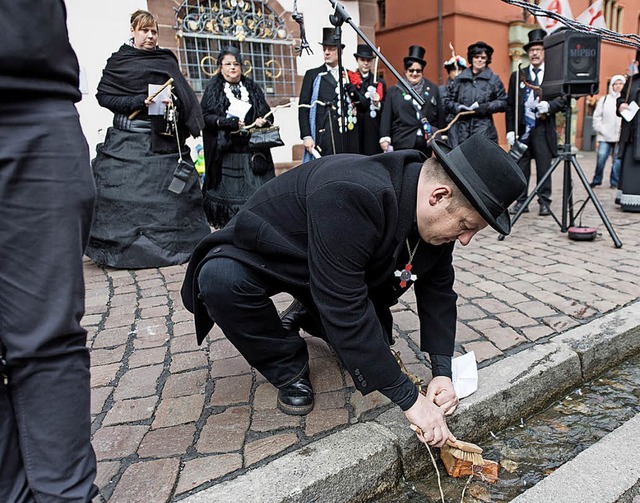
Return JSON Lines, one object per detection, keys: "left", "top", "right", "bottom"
{"left": 410, "top": 424, "right": 485, "bottom": 466}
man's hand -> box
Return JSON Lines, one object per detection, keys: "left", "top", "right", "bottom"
{"left": 537, "top": 100, "right": 550, "bottom": 115}
{"left": 404, "top": 392, "right": 456, "bottom": 448}
{"left": 380, "top": 140, "right": 391, "bottom": 152}
{"left": 425, "top": 376, "right": 459, "bottom": 416}
{"left": 254, "top": 117, "right": 268, "bottom": 128}
{"left": 302, "top": 136, "right": 315, "bottom": 154}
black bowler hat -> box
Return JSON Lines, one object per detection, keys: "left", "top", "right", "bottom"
{"left": 431, "top": 134, "right": 526, "bottom": 235}
{"left": 524, "top": 28, "right": 547, "bottom": 51}
{"left": 354, "top": 44, "right": 375, "bottom": 60}
{"left": 319, "top": 27, "right": 345, "bottom": 48}
{"left": 403, "top": 45, "right": 426, "bottom": 67}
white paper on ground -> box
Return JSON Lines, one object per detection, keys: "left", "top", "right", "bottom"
{"left": 147, "top": 84, "right": 171, "bottom": 115}
{"left": 621, "top": 101, "right": 639, "bottom": 122}
{"left": 452, "top": 351, "right": 478, "bottom": 399}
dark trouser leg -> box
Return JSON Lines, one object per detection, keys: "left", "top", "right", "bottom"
{"left": 198, "top": 257, "right": 309, "bottom": 387}
{"left": 529, "top": 126, "right": 553, "bottom": 207}
{"left": 0, "top": 100, "right": 98, "bottom": 503}
{"left": 516, "top": 146, "right": 533, "bottom": 205}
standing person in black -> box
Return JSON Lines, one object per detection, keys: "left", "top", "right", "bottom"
{"left": 298, "top": 27, "right": 358, "bottom": 162}
{"left": 506, "top": 29, "right": 566, "bottom": 216}
{"left": 379, "top": 45, "right": 445, "bottom": 157}
{"left": 348, "top": 44, "right": 387, "bottom": 155}
{"left": 445, "top": 41, "right": 507, "bottom": 148}
{"left": 0, "top": 1, "right": 98, "bottom": 501}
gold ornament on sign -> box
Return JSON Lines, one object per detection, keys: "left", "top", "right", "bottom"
{"left": 277, "top": 28, "right": 286, "bottom": 39}
{"left": 265, "top": 59, "right": 282, "bottom": 79}
{"left": 200, "top": 55, "right": 219, "bottom": 77}
{"left": 188, "top": 19, "right": 198, "bottom": 31}
{"left": 222, "top": 17, "right": 231, "bottom": 28}
{"left": 243, "top": 60, "right": 253, "bottom": 76}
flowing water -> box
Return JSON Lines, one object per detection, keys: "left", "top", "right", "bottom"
{"left": 374, "top": 352, "right": 640, "bottom": 503}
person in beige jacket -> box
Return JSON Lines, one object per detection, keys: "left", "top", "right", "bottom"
{"left": 590, "top": 74, "right": 625, "bottom": 188}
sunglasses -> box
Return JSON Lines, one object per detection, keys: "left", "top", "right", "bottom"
{"left": 407, "top": 68, "right": 422, "bottom": 74}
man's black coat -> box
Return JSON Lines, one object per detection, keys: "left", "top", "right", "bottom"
{"left": 181, "top": 151, "right": 457, "bottom": 395}
{"left": 380, "top": 78, "right": 444, "bottom": 150}
{"left": 505, "top": 66, "right": 565, "bottom": 156}
{"left": 298, "top": 64, "right": 358, "bottom": 155}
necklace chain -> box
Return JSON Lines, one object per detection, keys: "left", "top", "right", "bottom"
{"left": 406, "top": 238, "right": 420, "bottom": 265}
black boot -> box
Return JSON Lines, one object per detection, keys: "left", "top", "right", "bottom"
{"left": 277, "top": 372, "right": 314, "bottom": 415}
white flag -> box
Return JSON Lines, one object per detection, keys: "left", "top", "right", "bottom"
{"left": 576, "top": 0, "right": 606, "bottom": 29}
{"left": 536, "top": 0, "right": 574, "bottom": 34}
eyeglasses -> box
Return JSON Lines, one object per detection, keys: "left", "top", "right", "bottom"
{"left": 407, "top": 69, "right": 422, "bottom": 74}
{"left": 222, "top": 62, "right": 241, "bottom": 67}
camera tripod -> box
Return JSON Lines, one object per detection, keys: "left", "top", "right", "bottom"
{"left": 499, "top": 96, "right": 622, "bottom": 248}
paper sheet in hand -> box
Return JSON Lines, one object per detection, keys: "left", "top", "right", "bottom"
{"left": 147, "top": 84, "right": 171, "bottom": 115}
{"left": 227, "top": 99, "right": 252, "bottom": 122}
{"left": 452, "top": 351, "right": 478, "bottom": 399}
{"left": 621, "top": 101, "right": 639, "bottom": 122}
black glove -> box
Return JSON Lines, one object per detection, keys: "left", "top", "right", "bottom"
{"left": 217, "top": 116, "right": 240, "bottom": 130}
{"left": 344, "top": 82, "right": 358, "bottom": 98}
{"left": 475, "top": 103, "right": 490, "bottom": 116}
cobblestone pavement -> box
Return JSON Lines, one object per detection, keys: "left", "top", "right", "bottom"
{"left": 84, "top": 151, "right": 640, "bottom": 502}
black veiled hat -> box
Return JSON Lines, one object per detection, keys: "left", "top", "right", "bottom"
{"left": 524, "top": 28, "right": 547, "bottom": 51}
{"left": 467, "top": 41, "right": 494, "bottom": 64}
{"left": 431, "top": 134, "right": 526, "bottom": 235}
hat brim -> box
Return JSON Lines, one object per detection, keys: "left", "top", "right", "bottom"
{"left": 319, "top": 41, "right": 345, "bottom": 48}
{"left": 523, "top": 41, "right": 544, "bottom": 52}
{"left": 431, "top": 140, "right": 511, "bottom": 235}
{"left": 403, "top": 57, "right": 426, "bottom": 67}
{"left": 354, "top": 53, "right": 375, "bottom": 60}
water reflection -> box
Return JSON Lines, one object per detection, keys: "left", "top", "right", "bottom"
{"left": 374, "top": 353, "right": 640, "bottom": 502}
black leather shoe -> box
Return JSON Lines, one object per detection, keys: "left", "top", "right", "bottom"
{"left": 509, "top": 202, "right": 529, "bottom": 215}
{"left": 539, "top": 205, "right": 551, "bottom": 216}
{"left": 589, "top": 182, "right": 601, "bottom": 188}
{"left": 277, "top": 374, "right": 314, "bottom": 415}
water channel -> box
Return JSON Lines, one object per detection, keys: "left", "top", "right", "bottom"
{"left": 374, "top": 351, "right": 640, "bottom": 502}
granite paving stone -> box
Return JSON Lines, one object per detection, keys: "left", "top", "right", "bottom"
{"left": 152, "top": 394, "right": 205, "bottom": 428}
{"left": 107, "top": 458, "right": 179, "bottom": 503}
{"left": 175, "top": 454, "right": 243, "bottom": 496}
{"left": 197, "top": 406, "right": 250, "bottom": 453}
{"left": 137, "top": 424, "right": 196, "bottom": 458}
{"left": 102, "top": 396, "right": 158, "bottom": 426}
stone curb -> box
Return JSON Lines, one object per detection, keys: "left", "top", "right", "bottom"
{"left": 180, "top": 301, "right": 640, "bottom": 502}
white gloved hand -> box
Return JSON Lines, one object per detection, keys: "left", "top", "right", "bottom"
{"left": 537, "top": 100, "right": 550, "bottom": 114}
{"left": 506, "top": 131, "right": 515, "bottom": 147}
{"left": 525, "top": 98, "right": 539, "bottom": 111}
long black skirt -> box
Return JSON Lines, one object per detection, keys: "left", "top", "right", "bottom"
{"left": 618, "top": 141, "right": 640, "bottom": 212}
{"left": 203, "top": 151, "right": 275, "bottom": 228}
{"left": 85, "top": 127, "right": 210, "bottom": 269}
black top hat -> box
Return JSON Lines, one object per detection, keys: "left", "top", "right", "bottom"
{"left": 523, "top": 28, "right": 547, "bottom": 51}
{"left": 354, "top": 44, "right": 375, "bottom": 60}
{"left": 319, "top": 27, "right": 345, "bottom": 48}
{"left": 403, "top": 45, "right": 426, "bottom": 67}
{"left": 431, "top": 134, "right": 526, "bottom": 235}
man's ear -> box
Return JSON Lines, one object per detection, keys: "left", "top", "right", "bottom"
{"left": 429, "top": 185, "right": 453, "bottom": 206}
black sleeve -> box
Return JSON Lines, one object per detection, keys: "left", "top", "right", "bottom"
{"left": 298, "top": 70, "right": 314, "bottom": 138}
{"left": 96, "top": 92, "right": 146, "bottom": 115}
{"left": 506, "top": 71, "right": 516, "bottom": 132}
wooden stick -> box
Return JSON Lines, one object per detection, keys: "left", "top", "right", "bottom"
{"left": 429, "top": 110, "right": 476, "bottom": 141}
{"left": 128, "top": 77, "right": 174, "bottom": 120}
{"left": 373, "top": 47, "right": 380, "bottom": 83}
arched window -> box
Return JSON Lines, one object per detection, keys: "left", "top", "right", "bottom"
{"left": 174, "top": 0, "right": 297, "bottom": 99}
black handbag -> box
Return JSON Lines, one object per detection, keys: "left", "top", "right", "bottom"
{"left": 249, "top": 126, "right": 284, "bottom": 149}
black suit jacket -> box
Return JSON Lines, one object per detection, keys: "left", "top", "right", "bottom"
{"left": 380, "top": 78, "right": 444, "bottom": 150}
{"left": 298, "top": 64, "right": 358, "bottom": 155}
{"left": 506, "top": 66, "right": 566, "bottom": 155}
{"left": 181, "top": 151, "right": 457, "bottom": 395}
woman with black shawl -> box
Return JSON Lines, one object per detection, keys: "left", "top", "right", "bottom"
{"left": 200, "top": 46, "right": 276, "bottom": 228}
{"left": 85, "top": 9, "right": 209, "bottom": 269}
